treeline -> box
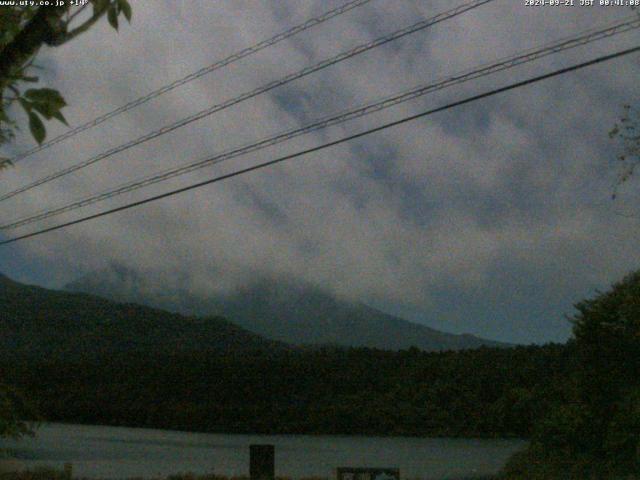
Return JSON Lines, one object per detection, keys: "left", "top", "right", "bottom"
{"left": 1, "top": 343, "right": 570, "bottom": 438}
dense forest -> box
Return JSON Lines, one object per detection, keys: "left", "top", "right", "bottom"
{"left": 0, "top": 273, "right": 284, "bottom": 362}
{"left": 1, "top": 344, "right": 569, "bottom": 438}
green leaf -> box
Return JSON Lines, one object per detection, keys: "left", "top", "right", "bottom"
{"left": 24, "top": 88, "right": 66, "bottom": 110}
{"left": 0, "top": 108, "right": 10, "bottom": 123}
{"left": 0, "top": 157, "right": 13, "bottom": 170}
{"left": 23, "top": 88, "right": 67, "bottom": 121}
{"left": 118, "top": 0, "right": 132, "bottom": 22}
{"left": 18, "top": 98, "right": 32, "bottom": 112}
{"left": 52, "top": 110, "right": 68, "bottom": 126}
{"left": 107, "top": 5, "right": 119, "bottom": 30}
{"left": 31, "top": 102, "right": 58, "bottom": 120}
{"left": 27, "top": 111, "right": 46, "bottom": 145}
{"left": 91, "top": 0, "right": 110, "bottom": 15}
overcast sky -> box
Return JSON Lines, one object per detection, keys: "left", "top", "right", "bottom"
{"left": 1, "top": 0, "right": 639, "bottom": 344}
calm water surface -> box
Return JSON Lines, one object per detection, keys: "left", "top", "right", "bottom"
{"left": 0, "top": 423, "right": 526, "bottom": 479}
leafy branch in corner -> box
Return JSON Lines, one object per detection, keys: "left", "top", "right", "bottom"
{"left": 0, "top": 0, "right": 132, "bottom": 170}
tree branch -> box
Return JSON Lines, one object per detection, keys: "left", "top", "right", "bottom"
{"left": 0, "top": 6, "right": 68, "bottom": 86}
{"left": 66, "top": 3, "right": 90, "bottom": 25}
{"left": 49, "top": 3, "right": 110, "bottom": 47}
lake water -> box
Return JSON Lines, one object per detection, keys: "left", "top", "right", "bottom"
{"left": 0, "top": 423, "right": 526, "bottom": 479}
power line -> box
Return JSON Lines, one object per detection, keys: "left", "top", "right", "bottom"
{"left": 0, "top": 0, "right": 495, "bottom": 203}
{"left": 1, "top": 44, "right": 637, "bottom": 247}
{"left": 4, "top": 17, "right": 637, "bottom": 229}
{"left": 3, "top": 17, "right": 638, "bottom": 231}
{"left": 7, "top": 0, "right": 375, "bottom": 164}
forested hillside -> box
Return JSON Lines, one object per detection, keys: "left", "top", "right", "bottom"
{"left": 0, "top": 273, "right": 281, "bottom": 361}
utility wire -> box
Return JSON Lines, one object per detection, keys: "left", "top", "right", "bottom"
{"left": 7, "top": 0, "right": 375, "bottom": 164}
{"left": 0, "top": 0, "right": 494, "bottom": 203}
{"left": 1, "top": 44, "right": 638, "bottom": 247}
{"left": 2, "top": 17, "right": 638, "bottom": 231}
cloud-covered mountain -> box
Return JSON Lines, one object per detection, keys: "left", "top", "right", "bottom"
{"left": 3, "top": 1, "right": 638, "bottom": 345}
{"left": 65, "top": 265, "right": 508, "bottom": 351}
{"left": 0, "top": 272, "right": 281, "bottom": 362}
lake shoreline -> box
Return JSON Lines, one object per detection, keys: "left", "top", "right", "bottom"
{"left": 28, "top": 420, "right": 527, "bottom": 442}
{"left": 0, "top": 423, "right": 524, "bottom": 480}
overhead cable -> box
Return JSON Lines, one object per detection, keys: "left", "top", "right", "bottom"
{"left": 1, "top": 44, "right": 638, "bottom": 246}
{"left": 6, "top": 0, "right": 375, "bottom": 164}
{"left": 3, "top": 16, "right": 638, "bottom": 231}
{"left": 0, "top": 0, "right": 495, "bottom": 203}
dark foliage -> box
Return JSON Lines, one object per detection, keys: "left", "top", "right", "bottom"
{"left": 502, "top": 271, "right": 640, "bottom": 479}
{"left": 1, "top": 344, "right": 568, "bottom": 438}
{"left": 0, "top": 383, "right": 37, "bottom": 439}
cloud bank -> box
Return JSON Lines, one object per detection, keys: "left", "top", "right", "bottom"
{"left": 1, "top": 0, "right": 639, "bottom": 343}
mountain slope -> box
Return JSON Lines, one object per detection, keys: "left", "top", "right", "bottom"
{"left": 0, "top": 272, "right": 282, "bottom": 361}
{"left": 65, "top": 266, "right": 508, "bottom": 351}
